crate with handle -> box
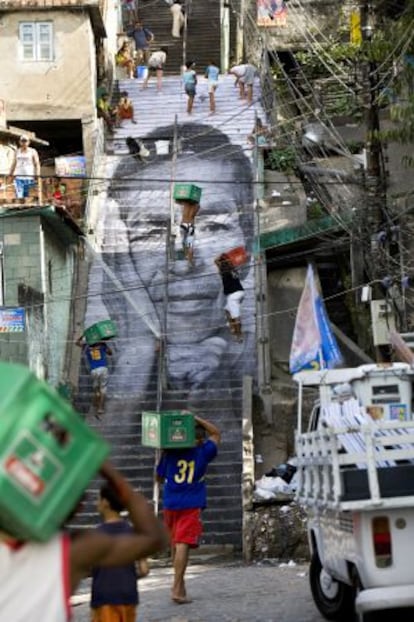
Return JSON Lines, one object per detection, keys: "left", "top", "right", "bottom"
{"left": 142, "top": 410, "right": 195, "bottom": 449}
{"left": 0, "top": 362, "right": 109, "bottom": 541}
{"left": 84, "top": 319, "right": 117, "bottom": 345}
{"left": 173, "top": 183, "right": 202, "bottom": 204}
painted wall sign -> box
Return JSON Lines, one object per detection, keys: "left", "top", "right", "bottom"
{"left": 257, "top": 0, "right": 287, "bottom": 27}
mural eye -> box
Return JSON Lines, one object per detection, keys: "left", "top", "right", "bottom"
{"left": 130, "top": 226, "right": 165, "bottom": 242}
{"left": 204, "top": 223, "right": 230, "bottom": 232}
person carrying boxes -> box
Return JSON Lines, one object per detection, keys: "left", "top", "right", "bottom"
{"left": 179, "top": 200, "right": 200, "bottom": 265}
{"left": 76, "top": 336, "right": 113, "bottom": 417}
{"left": 174, "top": 183, "right": 202, "bottom": 265}
{"left": 214, "top": 253, "right": 245, "bottom": 341}
{"left": 156, "top": 414, "right": 220, "bottom": 605}
{"left": 0, "top": 361, "right": 166, "bottom": 622}
{"left": 0, "top": 460, "right": 166, "bottom": 622}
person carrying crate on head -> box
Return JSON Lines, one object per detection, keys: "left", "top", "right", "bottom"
{"left": 179, "top": 200, "right": 200, "bottom": 265}
{"left": 156, "top": 414, "right": 220, "bottom": 605}
{"left": 0, "top": 363, "right": 167, "bottom": 622}
{"left": 76, "top": 336, "right": 113, "bottom": 417}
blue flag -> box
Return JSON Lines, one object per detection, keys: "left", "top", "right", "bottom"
{"left": 289, "top": 265, "right": 343, "bottom": 373}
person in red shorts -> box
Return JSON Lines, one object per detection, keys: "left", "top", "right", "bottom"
{"left": 156, "top": 414, "right": 220, "bottom": 604}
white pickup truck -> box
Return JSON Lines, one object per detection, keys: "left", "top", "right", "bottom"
{"left": 294, "top": 363, "right": 414, "bottom": 621}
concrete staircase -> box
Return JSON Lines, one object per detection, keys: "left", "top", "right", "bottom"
{"left": 134, "top": 0, "right": 221, "bottom": 74}
{"left": 108, "top": 73, "right": 263, "bottom": 150}
{"left": 73, "top": 74, "right": 266, "bottom": 549}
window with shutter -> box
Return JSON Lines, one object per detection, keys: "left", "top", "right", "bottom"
{"left": 19, "top": 22, "right": 53, "bottom": 61}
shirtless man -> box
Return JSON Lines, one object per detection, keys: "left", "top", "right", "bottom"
{"left": 179, "top": 200, "right": 200, "bottom": 265}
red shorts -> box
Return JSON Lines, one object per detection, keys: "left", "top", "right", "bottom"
{"left": 163, "top": 508, "right": 202, "bottom": 548}
{"left": 118, "top": 107, "right": 133, "bottom": 120}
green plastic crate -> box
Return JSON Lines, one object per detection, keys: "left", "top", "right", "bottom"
{"left": 173, "top": 184, "right": 202, "bottom": 204}
{"left": 0, "top": 362, "right": 109, "bottom": 541}
{"left": 142, "top": 411, "right": 195, "bottom": 449}
{"left": 84, "top": 319, "right": 117, "bottom": 345}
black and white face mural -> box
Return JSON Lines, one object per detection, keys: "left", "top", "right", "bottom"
{"left": 86, "top": 123, "right": 256, "bottom": 408}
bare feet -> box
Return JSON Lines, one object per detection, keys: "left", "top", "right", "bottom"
{"left": 172, "top": 596, "right": 193, "bottom": 604}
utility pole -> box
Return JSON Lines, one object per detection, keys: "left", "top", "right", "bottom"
{"left": 359, "top": 0, "right": 393, "bottom": 360}
{"left": 359, "top": 0, "right": 387, "bottom": 271}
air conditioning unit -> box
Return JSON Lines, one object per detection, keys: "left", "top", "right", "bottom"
{"left": 370, "top": 299, "right": 396, "bottom": 346}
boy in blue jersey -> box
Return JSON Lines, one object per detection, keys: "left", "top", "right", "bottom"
{"left": 76, "top": 336, "right": 113, "bottom": 416}
{"left": 156, "top": 414, "right": 220, "bottom": 604}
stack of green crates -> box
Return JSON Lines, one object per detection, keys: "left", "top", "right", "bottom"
{"left": 142, "top": 411, "right": 195, "bottom": 449}
{"left": 84, "top": 319, "right": 117, "bottom": 345}
{"left": 0, "top": 362, "right": 109, "bottom": 541}
{"left": 173, "top": 183, "right": 202, "bottom": 204}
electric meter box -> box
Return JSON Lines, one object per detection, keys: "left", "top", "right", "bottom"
{"left": 0, "top": 362, "right": 109, "bottom": 541}
{"left": 142, "top": 411, "right": 195, "bottom": 449}
{"left": 370, "top": 300, "right": 396, "bottom": 346}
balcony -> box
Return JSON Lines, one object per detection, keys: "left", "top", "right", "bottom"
{"left": 0, "top": 175, "right": 85, "bottom": 224}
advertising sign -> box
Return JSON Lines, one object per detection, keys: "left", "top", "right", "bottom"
{"left": 55, "top": 156, "right": 87, "bottom": 178}
{"left": 0, "top": 307, "right": 25, "bottom": 333}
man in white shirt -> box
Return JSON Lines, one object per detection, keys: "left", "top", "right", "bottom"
{"left": 9, "top": 135, "right": 41, "bottom": 203}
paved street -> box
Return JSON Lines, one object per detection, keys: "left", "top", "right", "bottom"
{"left": 72, "top": 558, "right": 325, "bottom": 622}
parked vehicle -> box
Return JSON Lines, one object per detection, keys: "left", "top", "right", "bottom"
{"left": 294, "top": 363, "right": 414, "bottom": 621}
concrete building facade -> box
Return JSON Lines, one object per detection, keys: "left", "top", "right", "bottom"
{"left": 0, "top": 207, "right": 81, "bottom": 386}
{"left": 0, "top": 0, "right": 107, "bottom": 172}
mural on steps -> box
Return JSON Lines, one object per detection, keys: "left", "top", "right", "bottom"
{"left": 85, "top": 123, "right": 257, "bottom": 408}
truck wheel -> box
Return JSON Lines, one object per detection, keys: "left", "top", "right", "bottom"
{"left": 310, "top": 552, "right": 355, "bottom": 621}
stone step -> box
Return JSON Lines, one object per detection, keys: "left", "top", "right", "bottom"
{"left": 136, "top": 0, "right": 221, "bottom": 72}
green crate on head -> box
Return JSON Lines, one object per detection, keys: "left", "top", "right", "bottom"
{"left": 84, "top": 319, "right": 117, "bottom": 345}
{"left": 142, "top": 411, "right": 195, "bottom": 449}
{"left": 173, "top": 183, "right": 202, "bottom": 204}
{"left": 0, "top": 362, "right": 109, "bottom": 542}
